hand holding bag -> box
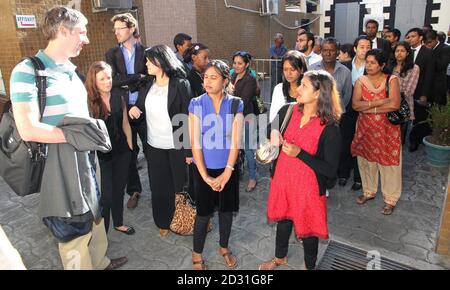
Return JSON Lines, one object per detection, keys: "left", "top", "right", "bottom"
{"left": 256, "top": 104, "right": 294, "bottom": 164}
{"left": 170, "top": 166, "right": 212, "bottom": 235}
{"left": 0, "top": 57, "right": 48, "bottom": 196}
{"left": 385, "top": 74, "right": 410, "bottom": 125}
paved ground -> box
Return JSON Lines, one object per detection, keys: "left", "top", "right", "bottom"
{"left": 1, "top": 143, "right": 450, "bottom": 270}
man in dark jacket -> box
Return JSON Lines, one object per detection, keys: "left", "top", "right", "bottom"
{"left": 406, "top": 28, "right": 435, "bottom": 152}
{"left": 365, "top": 19, "right": 392, "bottom": 60}
{"left": 105, "top": 13, "right": 148, "bottom": 209}
{"left": 424, "top": 30, "right": 450, "bottom": 105}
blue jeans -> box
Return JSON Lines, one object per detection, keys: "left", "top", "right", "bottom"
{"left": 244, "top": 121, "right": 257, "bottom": 180}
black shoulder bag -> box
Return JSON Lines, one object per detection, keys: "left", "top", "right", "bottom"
{"left": 385, "top": 75, "right": 410, "bottom": 125}
{"left": 0, "top": 57, "right": 48, "bottom": 196}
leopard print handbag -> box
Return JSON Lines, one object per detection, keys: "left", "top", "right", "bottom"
{"left": 170, "top": 191, "right": 213, "bottom": 235}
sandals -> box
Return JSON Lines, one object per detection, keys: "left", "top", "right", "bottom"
{"left": 356, "top": 195, "right": 374, "bottom": 205}
{"left": 382, "top": 203, "right": 395, "bottom": 215}
{"left": 219, "top": 249, "right": 238, "bottom": 269}
{"left": 245, "top": 180, "right": 257, "bottom": 192}
{"left": 192, "top": 259, "right": 208, "bottom": 270}
{"left": 258, "top": 257, "right": 287, "bottom": 270}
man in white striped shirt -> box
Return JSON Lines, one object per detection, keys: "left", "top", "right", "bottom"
{"left": 9, "top": 6, "right": 127, "bottom": 270}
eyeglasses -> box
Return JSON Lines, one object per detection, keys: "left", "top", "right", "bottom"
{"left": 113, "top": 27, "right": 129, "bottom": 33}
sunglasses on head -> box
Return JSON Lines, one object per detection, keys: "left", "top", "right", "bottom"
{"left": 233, "top": 51, "right": 252, "bottom": 59}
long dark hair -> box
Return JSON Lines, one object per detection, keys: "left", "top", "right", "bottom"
{"left": 145, "top": 45, "right": 187, "bottom": 78}
{"left": 301, "top": 70, "right": 342, "bottom": 125}
{"left": 390, "top": 41, "right": 415, "bottom": 77}
{"left": 86, "top": 61, "right": 111, "bottom": 119}
{"left": 281, "top": 50, "right": 307, "bottom": 99}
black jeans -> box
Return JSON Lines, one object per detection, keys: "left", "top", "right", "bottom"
{"left": 193, "top": 212, "right": 233, "bottom": 254}
{"left": 126, "top": 118, "right": 147, "bottom": 196}
{"left": 275, "top": 220, "right": 319, "bottom": 270}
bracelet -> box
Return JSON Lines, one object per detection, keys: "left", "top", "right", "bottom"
{"left": 226, "top": 164, "right": 235, "bottom": 171}
{"left": 374, "top": 107, "right": 377, "bottom": 114}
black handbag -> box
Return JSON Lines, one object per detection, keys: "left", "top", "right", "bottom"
{"left": 42, "top": 211, "right": 94, "bottom": 243}
{"left": 0, "top": 57, "right": 48, "bottom": 196}
{"left": 385, "top": 75, "right": 410, "bottom": 125}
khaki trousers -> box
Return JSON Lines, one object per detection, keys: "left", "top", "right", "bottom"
{"left": 58, "top": 219, "right": 110, "bottom": 270}
{"left": 357, "top": 154, "right": 402, "bottom": 206}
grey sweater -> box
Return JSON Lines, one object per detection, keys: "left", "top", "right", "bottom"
{"left": 38, "top": 116, "right": 111, "bottom": 219}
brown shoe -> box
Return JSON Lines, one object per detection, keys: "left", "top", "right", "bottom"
{"left": 126, "top": 192, "right": 140, "bottom": 209}
{"left": 382, "top": 203, "right": 395, "bottom": 215}
{"left": 356, "top": 195, "right": 374, "bottom": 205}
{"left": 104, "top": 256, "right": 128, "bottom": 270}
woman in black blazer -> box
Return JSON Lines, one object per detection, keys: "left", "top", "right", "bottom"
{"left": 129, "top": 45, "right": 192, "bottom": 236}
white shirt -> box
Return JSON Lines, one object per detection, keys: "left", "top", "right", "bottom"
{"left": 301, "top": 51, "right": 322, "bottom": 68}
{"left": 269, "top": 83, "right": 290, "bottom": 122}
{"left": 145, "top": 83, "right": 174, "bottom": 149}
{"left": 371, "top": 38, "right": 378, "bottom": 49}
{"left": 412, "top": 45, "right": 422, "bottom": 63}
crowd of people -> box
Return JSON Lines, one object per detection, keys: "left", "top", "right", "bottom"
{"left": 7, "top": 6, "right": 449, "bottom": 270}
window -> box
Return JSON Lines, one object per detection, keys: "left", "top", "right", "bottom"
{"left": 285, "top": 0, "right": 319, "bottom": 13}
{"left": 286, "top": 0, "right": 301, "bottom": 12}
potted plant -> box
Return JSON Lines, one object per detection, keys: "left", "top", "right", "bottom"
{"left": 422, "top": 101, "right": 450, "bottom": 168}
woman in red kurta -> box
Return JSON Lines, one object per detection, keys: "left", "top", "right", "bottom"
{"left": 259, "top": 70, "right": 342, "bottom": 270}
{"left": 351, "top": 49, "right": 401, "bottom": 215}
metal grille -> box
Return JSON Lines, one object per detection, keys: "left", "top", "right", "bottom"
{"left": 317, "top": 240, "right": 416, "bottom": 270}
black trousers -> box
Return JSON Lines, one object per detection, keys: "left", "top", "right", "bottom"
{"left": 275, "top": 220, "right": 319, "bottom": 270}
{"left": 409, "top": 102, "right": 432, "bottom": 146}
{"left": 193, "top": 212, "right": 233, "bottom": 254}
{"left": 338, "top": 111, "right": 361, "bottom": 183}
{"left": 99, "top": 150, "right": 131, "bottom": 232}
{"left": 145, "top": 145, "right": 185, "bottom": 230}
{"left": 126, "top": 118, "right": 147, "bottom": 196}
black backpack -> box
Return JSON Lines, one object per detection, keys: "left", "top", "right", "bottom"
{"left": 0, "top": 56, "right": 48, "bottom": 196}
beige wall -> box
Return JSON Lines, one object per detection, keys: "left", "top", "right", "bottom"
{"left": 196, "top": 0, "right": 319, "bottom": 61}
{"left": 141, "top": 0, "right": 198, "bottom": 49}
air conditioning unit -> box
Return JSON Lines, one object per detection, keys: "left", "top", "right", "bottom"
{"left": 262, "top": 0, "right": 279, "bottom": 15}
{"left": 92, "top": 0, "right": 132, "bottom": 10}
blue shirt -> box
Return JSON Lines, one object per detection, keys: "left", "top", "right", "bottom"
{"left": 188, "top": 93, "right": 244, "bottom": 169}
{"left": 351, "top": 57, "right": 366, "bottom": 86}
{"left": 269, "top": 44, "right": 288, "bottom": 68}
{"left": 120, "top": 43, "right": 139, "bottom": 105}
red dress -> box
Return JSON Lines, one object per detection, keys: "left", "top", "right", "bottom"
{"left": 267, "top": 106, "right": 328, "bottom": 240}
{"left": 351, "top": 75, "right": 401, "bottom": 166}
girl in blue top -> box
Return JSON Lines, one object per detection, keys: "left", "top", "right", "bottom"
{"left": 188, "top": 60, "right": 244, "bottom": 270}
